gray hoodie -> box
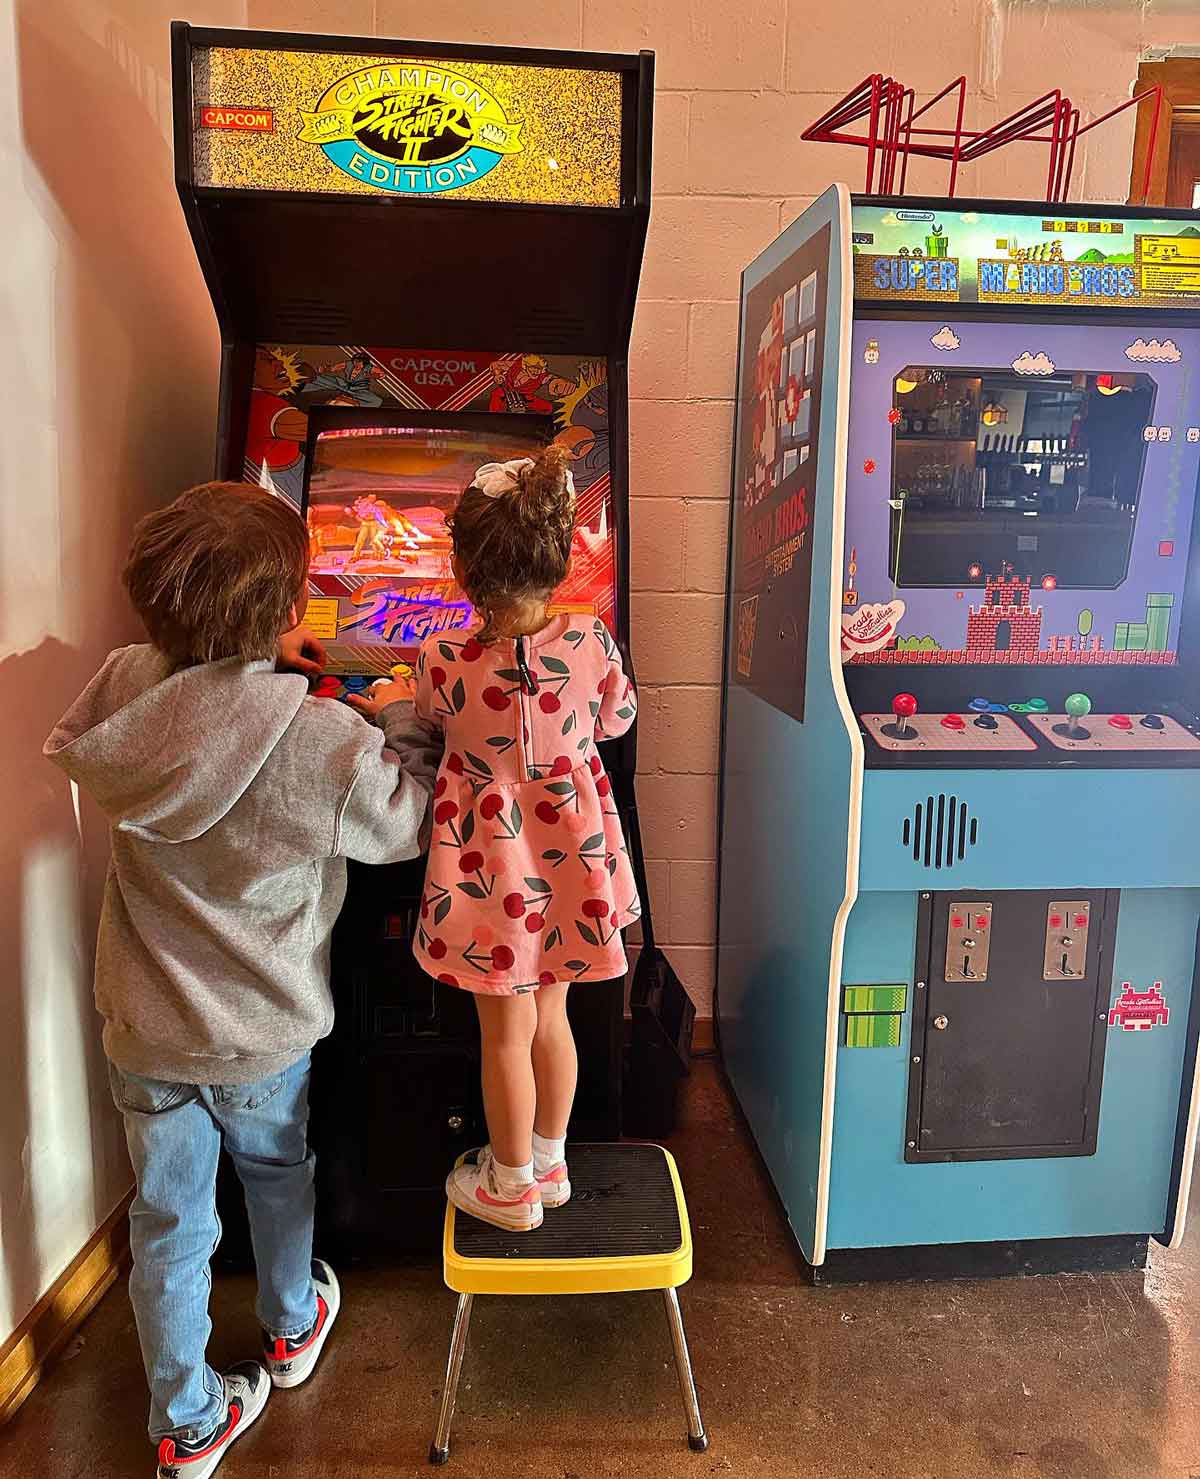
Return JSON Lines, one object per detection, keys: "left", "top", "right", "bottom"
{"left": 44, "top": 645, "right": 438, "bottom": 1085}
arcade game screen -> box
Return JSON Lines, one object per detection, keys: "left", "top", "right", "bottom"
{"left": 888, "top": 365, "right": 1154, "bottom": 589}
{"left": 303, "top": 414, "right": 615, "bottom": 676}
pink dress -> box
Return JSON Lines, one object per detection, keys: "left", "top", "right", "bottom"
{"left": 411, "top": 615, "right": 640, "bottom": 995}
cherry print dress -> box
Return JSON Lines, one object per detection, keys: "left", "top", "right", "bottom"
{"left": 411, "top": 615, "right": 640, "bottom": 995}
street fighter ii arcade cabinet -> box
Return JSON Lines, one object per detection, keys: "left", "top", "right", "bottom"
{"left": 171, "top": 22, "right": 654, "bottom": 1254}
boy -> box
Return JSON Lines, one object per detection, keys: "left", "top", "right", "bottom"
{"left": 44, "top": 482, "right": 435, "bottom": 1479}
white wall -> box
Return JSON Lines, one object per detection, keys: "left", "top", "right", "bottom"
{"left": 0, "top": 0, "right": 243, "bottom": 1346}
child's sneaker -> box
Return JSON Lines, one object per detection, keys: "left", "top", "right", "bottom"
{"left": 536, "top": 1161, "right": 572, "bottom": 1208}
{"left": 446, "top": 1147, "right": 543, "bottom": 1232}
{"left": 262, "top": 1260, "right": 340, "bottom": 1389}
{"left": 156, "top": 1362, "right": 269, "bottom": 1479}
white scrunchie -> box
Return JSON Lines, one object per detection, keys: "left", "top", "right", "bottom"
{"left": 474, "top": 458, "right": 533, "bottom": 499}
{"left": 473, "top": 457, "right": 576, "bottom": 501}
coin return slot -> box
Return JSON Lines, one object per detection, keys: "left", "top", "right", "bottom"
{"left": 944, "top": 901, "right": 992, "bottom": 982}
{"left": 1044, "top": 900, "right": 1090, "bottom": 980}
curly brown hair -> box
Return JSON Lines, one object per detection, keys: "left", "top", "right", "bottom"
{"left": 123, "top": 481, "right": 309, "bottom": 665}
{"left": 447, "top": 443, "right": 575, "bottom": 641}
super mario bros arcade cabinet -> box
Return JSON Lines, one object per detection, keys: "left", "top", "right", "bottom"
{"left": 718, "top": 189, "right": 1200, "bottom": 1281}
{"left": 171, "top": 24, "right": 653, "bottom": 1254}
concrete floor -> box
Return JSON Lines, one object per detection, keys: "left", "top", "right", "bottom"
{"left": 8, "top": 1063, "right": 1200, "bottom": 1478}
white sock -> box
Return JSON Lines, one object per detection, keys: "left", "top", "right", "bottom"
{"left": 532, "top": 1132, "right": 566, "bottom": 1175}
{"left": 489, "top": 1155, "right": 535, "bottom": 1198}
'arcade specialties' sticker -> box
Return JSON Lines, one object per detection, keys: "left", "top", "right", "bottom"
{"left": 298, "top": 63, "right": 524, "bottom": 194}
{"left": 841, "top": 600, "right": 905, "bottom": 661}
{"left": 1109, "top": 981, "right": 1170, "bottom": 1032}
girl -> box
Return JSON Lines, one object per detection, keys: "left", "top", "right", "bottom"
{"left": 361, "top": 444, "right": 638, "bottom": 1231}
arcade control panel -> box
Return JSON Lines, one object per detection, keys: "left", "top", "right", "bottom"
{"left": 860, "top": 691, "right": 1200, "bottom": 769}
{"left": 311, "top": 664, "right": 414, "bottom": 705}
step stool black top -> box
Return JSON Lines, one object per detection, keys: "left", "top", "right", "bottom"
{"left": 453, "top": 1143, "right": 683, "bottom": 1262}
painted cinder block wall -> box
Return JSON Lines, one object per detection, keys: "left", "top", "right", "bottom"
{"left": 242, "top": 0, "right": 1196, "bottom": 1017}
{"left": 1, "top": 0, "right": 1193, "bottom": 1375}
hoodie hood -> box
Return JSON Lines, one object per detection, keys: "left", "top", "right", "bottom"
{"left": 44, "top": 645, "right": 309, "bottom": 842}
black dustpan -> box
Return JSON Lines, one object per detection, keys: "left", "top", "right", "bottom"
{"left": 623, "top": 803, "right": 696, "bottom": 1139}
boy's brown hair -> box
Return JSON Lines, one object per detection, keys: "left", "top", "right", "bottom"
{"left": 123, "top": 482, "right": 309, "bottom": 665}
{"left": 447, "top": 443, "right": 575, "bottom": 641}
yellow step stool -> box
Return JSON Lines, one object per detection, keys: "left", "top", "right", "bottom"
{"left": 431, "top": 1143, "right": 708, "bottom": 1464}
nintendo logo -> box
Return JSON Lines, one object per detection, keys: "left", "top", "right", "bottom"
{"left": 199, "top": 105, "right": 274, "bottom": 132}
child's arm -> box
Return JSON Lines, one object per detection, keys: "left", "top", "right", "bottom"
{"left": 335, "top": 702, "right": 442, "bottom": 862}
{"left": 337, "top": 656, "right": 446, "bottom": 863}
{"left": 593, "top": 621, "right": 638, "bottom": 741}
{"left": 344, "top": 652, "right": 441, "bottom": 734}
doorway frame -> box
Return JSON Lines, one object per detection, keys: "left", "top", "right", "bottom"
{"left": 1129, "top": 55, "right": 1200, "bottom": 206}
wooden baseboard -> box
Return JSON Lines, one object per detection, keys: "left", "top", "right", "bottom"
{"left": 693, "top": 1016, "right": 715, "bottom": 1053}
{"left": 0, "top": 1190, "right": 133, "bottom": 1425}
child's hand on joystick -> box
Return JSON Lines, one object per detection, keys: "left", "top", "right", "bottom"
{"left": 345, "top": 665, "right": 415, "bottom": 719}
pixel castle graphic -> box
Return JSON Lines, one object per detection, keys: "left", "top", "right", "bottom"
{"left": 966, "top": 571, "right": 1043, "bottom": 655}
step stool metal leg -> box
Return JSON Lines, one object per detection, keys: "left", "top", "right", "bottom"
{"left": 662, "top": 1287, "right": 708, "bottom": 1452}
{"left": 430, "top": 1293, "right": 474, "bottom": 1465}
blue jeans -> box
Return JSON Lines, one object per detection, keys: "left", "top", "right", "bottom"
{"left": 109, "top": 1055, "right": 318, "bottom": 1442}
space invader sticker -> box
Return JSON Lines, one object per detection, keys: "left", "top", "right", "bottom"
{"left": 1108, "top": 981, "right": 1170, "bottom": 1032}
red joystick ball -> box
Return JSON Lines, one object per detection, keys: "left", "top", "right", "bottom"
{"left": 892, "top": 693, "right": 918, "bottom": 720}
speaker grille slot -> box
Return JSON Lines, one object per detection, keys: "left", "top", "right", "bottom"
{"left": 273, "top": 298, "right": 352, "bottom": 340}
{"left": 511, "top": 305, "right": 589, "bottom": 352}
{"left": 901, "top": 794, "right": 979, "bottom": 868}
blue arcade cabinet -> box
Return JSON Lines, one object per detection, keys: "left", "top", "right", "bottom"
{"left": 717, "top": 188, "right": 1200, "bottom": 1280}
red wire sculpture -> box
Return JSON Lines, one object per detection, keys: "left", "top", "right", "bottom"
{"left": 802, "top": 75, "right": 1164, "bottom": 203}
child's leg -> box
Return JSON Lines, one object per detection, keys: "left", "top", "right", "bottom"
{"left": 475, "top": 992, "right": 538, "bottom": 1168}
{"left": 211, "top": 1054, "right": 317, "bottom": 1343}
{"left": 108, "top": 1065, "right": 226, "bottom": 1443}
{"left": 531, "top": 983, "right": 577, "bottom": 1140}
{"left": 530, "top": 984, "right": 576, "bottom": 1207}
{"left": 447, "top": 993, "right": 542, "bottom": 1230}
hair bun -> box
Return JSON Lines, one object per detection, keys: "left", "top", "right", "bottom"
{"left": 513, "top": 443, "right": 574, "bottom": 528}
